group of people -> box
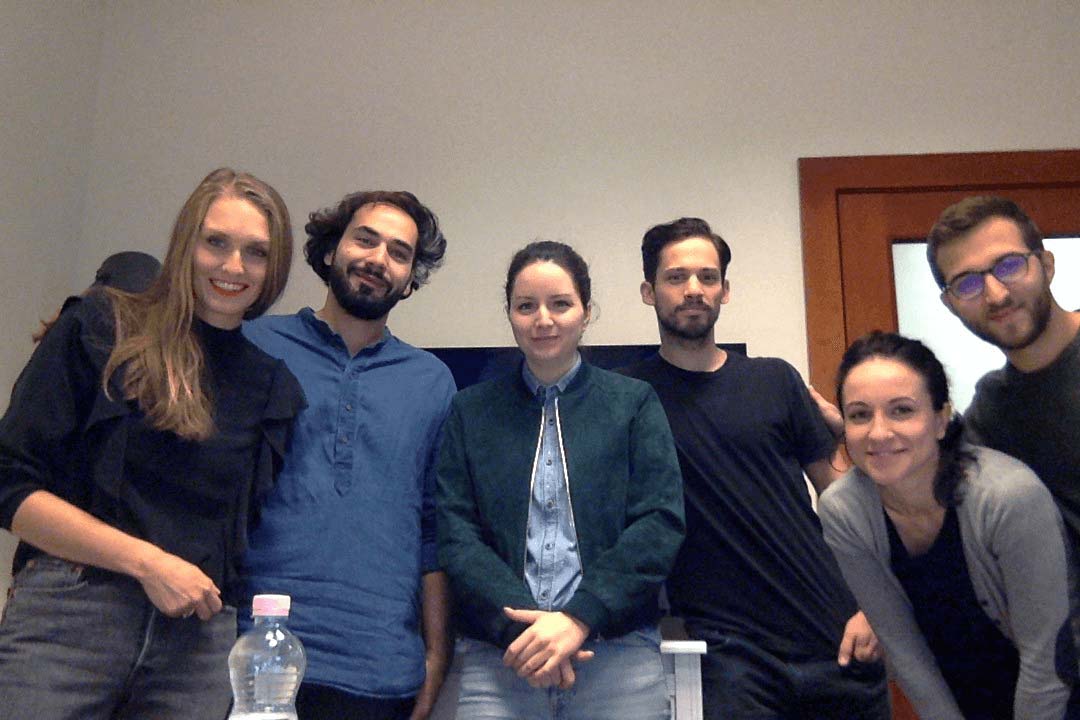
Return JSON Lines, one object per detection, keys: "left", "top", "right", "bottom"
{"left": 814, "top": 198, "right": 1080, "bottom": 720}
{"left": 0, "top": 168, "right": 1075, "bottom": 720}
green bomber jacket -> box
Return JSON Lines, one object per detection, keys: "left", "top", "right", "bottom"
{"left": 436, "top": 360, "right": 686, "bottom": 648}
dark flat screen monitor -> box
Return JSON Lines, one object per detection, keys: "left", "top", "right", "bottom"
{"left": 427, "top": 343, "right": 747, "bottom": 389}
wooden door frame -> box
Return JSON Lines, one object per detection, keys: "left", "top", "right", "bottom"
{"left": 798, "top": 148, "right": 1080, "bottom": 394}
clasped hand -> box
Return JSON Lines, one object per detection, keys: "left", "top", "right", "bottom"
{"left": 502, "top": 607, "right": 594, "bottom": 689}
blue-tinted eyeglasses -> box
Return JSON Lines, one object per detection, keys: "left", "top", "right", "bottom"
{"left": 943, "top": 251, "right": 1039, "bottom": 301}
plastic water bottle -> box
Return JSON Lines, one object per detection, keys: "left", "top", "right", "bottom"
{"left": 228, "top": 594, "right": 307, "bottom": 720}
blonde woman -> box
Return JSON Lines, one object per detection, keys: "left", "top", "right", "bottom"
{"left": 0, "top": 168, "right": 304, "bottom": 719}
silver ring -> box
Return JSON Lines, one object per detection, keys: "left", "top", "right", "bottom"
{"left": 183, "top": 610, "right": 194, "bottom": 618}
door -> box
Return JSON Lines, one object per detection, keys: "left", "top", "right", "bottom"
{"left": 798, "top": 148, "right": 1080, "bottom": 720}
{"left": 799, "top": 149, "right": 1080, "bottom": 392}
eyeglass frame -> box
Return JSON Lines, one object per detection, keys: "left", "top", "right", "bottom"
{"left": 940, "top": 251, "right": 1042, "bottom": 301}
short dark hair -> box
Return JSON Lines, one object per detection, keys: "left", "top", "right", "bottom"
{"left": 926, "top": 196, "right": 1043, "bottom": 288}
{"left": 504, "top": 241, "right": 591, "bottom": 309}
{"left": 304, "top": 191, "right": 446, "bottom": 292}
{"left": 641, "top": 217, "right": 732, "bottom": 284}
{"left": 93, "top": 251, "right": 162, "bottom": 294}
{"left": 836, "top": 331, "right": 974, "bottom": 507}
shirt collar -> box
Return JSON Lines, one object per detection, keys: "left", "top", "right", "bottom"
{"left": 299, "top": 306, "right": 392, "bottom": 352}
{"left": 521, "top": 353, "right": 582, "bottom": 398}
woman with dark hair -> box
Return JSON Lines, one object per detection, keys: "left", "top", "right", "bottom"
{"left": 818, "top": 331, "right": 1076, "bottom": 720}
{"left": 436, "top": 241, "right": 685, "bottom": 719}
{"left": 0, "top": 168, "right": 304, "bottom": 718}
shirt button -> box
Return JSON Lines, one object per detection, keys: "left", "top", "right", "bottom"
{"left": 345, "top": 403, "right": 353, "bottom": 412}
{"left": 540, "top": 591, "right": 548, "bottom": 598}
{"left": 545, "top": 459, "right": 553, "bottom": 466}
{"left": 545, "top": 543, "right": 553, "bottom": 550}
{"left": 548, "top": 418, "right": 554, "bottom": 425}
{"left": 339, "top": 435, "right": 348, "bottom": 444}
{"left": 546, "top": 500, "right": 555, "bottom": 509}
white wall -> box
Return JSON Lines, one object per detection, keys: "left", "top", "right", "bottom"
{"left": 3, "top": 0, "right": 1080, "bottom": 595}
{"left": 0, "top": 0, "right": 107, "bottom": 600}
{"left": 1, "top": 0, "right": 105, "bottom": 393}
{"left": 71, "top": 1, "right": 1080, "bottom": 360}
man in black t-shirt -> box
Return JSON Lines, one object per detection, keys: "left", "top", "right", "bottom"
{"left": 927, "top": 196, "right": 1080, "bottom": 556}
{"left": 621, "top": 218, "right": 888, "bottom": 720}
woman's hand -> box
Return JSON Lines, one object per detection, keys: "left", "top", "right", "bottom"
{"left": 502, "top": 607, "right": 594, "bottom": 688}
{"left": 11, "top": 491, "right": 222, "bottom": 621}
{"left": 134, "top": 547, "right": 223, "bottom": 620}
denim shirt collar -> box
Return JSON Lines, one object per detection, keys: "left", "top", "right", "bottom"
{"left": 522, "top": 353, "right": 582, "bottom": 400}
{"left": 298, "top": 306, "right": 392, "bottom": 354}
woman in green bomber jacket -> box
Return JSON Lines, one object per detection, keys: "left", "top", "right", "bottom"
{"left": 436, "top": 241, "right": 686, "bottom": 719}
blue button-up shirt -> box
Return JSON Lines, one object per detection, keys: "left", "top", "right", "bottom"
{"left": 240, "top": 309, "right": 455, "bottom": 698}
{"left": 521, "top": 356, "right": 583, "bottom": 611}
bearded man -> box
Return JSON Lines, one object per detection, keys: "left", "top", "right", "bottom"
{"left": 620, "top": 217, "right": 888, "bottom": 720}
{"left": 241, "top": 191, "right": 454, "bottom": 720}
{"left": 928, "top": 196, "right": 1080, "bottom": 554}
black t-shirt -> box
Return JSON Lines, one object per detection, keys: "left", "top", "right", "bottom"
{"left": 887, "top": 507, "right": 1019, "bottom": 720}
{"left": 621, "top": 352, "right": 857, "bottom": 660}
{"left": 966, "top": 329, "right": 1080, "bottom": 557}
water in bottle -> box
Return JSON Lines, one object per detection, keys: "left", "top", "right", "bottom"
{"left": 228, "top": 594, "right": 307, "bottom": 720}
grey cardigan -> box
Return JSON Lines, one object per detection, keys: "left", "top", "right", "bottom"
{"left": 819, "top": 445, "right": 1072, "bottom": 720}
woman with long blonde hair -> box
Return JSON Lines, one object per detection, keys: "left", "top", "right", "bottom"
{"left": 0, "top": 168, "right": 304, "bottom": 718}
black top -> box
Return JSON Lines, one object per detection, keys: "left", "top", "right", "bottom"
{"left": 0, "top": 293, "right": 304, "bottom": 601}
{"left": 621, "top": 352, "right": 856, "bottom": 660}
{"left": 887, "top": 506, "right": 1020, "bottom": 719}
{"left": 966, "top": 329, "right": 1080, "bottom": 558}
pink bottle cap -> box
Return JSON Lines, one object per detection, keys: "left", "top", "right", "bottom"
{"left": 252, "top": 594, "right": 291, "bottom": 617}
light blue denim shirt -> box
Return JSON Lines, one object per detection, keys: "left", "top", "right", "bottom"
{"left": 521, "top": 354, "right": 584, "bottom": 611}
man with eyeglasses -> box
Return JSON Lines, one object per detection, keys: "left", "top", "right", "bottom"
{"left": 928, "top": 195, "right": 1080, "bottom": 554}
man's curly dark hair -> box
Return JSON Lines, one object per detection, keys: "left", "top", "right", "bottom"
{"left": 304, "top": 190, "right": 446, "bottom": 292}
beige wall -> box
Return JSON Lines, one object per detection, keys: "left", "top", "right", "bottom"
{"left": 1, "top": 0, "right": 104, "bottom": 391}
{"left": 0, "top": 0, "right": 106, "bottom": 600}
{"left": 2, "top": 0, "right": 1080, "bottom": 597}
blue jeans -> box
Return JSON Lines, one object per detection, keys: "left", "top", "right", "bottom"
{"left": 454, "top": 627, "right": 671, "bottom": 720}
{"left": 699, "top": 633, "right": 889, "bottom": 720}
{"left": 0, "top": 556, "right": 236, "bottom": 720}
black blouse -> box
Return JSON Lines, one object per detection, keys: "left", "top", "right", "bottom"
{"left": 0, "top": 293, "right": 304, "bottom": 601}
{"left": 887, "top": 506, "right": 1020, "bottom": 720}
